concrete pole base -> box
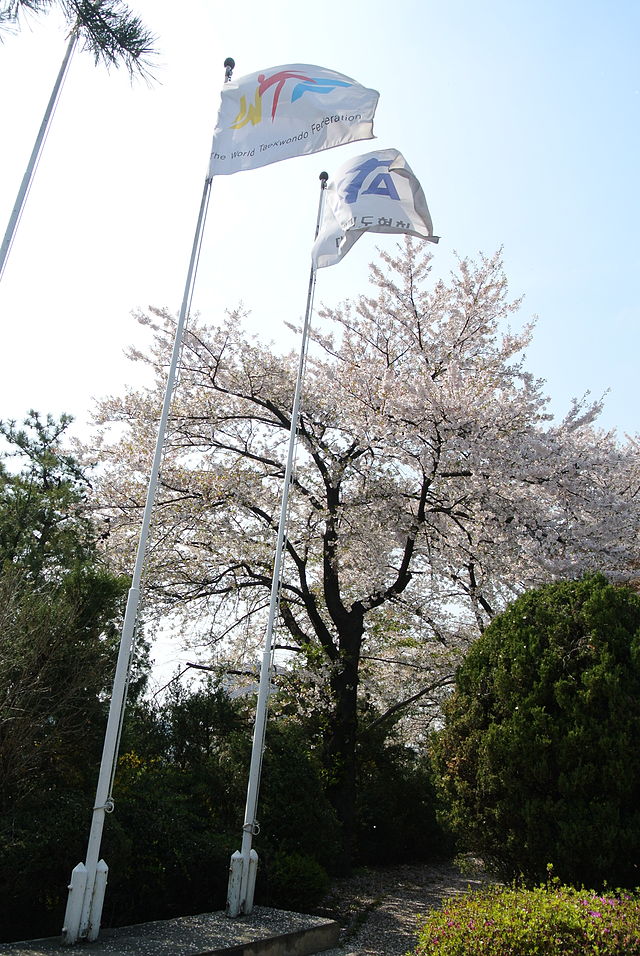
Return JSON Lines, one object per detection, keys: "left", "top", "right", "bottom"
{"left": 226, "top": 849, "right": 258, "bottom": 917}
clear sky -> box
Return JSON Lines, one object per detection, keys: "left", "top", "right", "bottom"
{"left": 1, "top": 0, "right": 639, "bottom": 438}
{"left": 1, "top": 0, "right": 638, "bottom": 681}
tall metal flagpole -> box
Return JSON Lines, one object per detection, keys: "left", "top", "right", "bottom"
{"left": 227, "top": 170, "right": 329, "bottom": 919}
{"left": 61, "top": 55, "right": 236, "bottom": 948}
{"left": 0, "top": 28, "right": 78, "bottom": 285}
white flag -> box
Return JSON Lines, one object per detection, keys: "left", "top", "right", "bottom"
{"left": 209, "top": 64, "right": 379, "bottom": 176}
{"left": 312, "top": 149, "right": 439, "bottom": 269}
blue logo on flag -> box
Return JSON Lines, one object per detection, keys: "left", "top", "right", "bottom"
{"left": 343, "top": 158, "right": 401, "bottom": 204}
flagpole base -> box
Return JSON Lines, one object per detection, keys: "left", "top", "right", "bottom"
{"left": 226, "top": 849, "right": 258, "bottom": 917}
{"left": 61, "top": 859, "right": 108, "bottom": 945}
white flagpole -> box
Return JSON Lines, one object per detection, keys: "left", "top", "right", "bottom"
{"left": 61, "top": 56, "right": 236, "bottom": 948}
{"left": 226, "top": 170, "right": 329, "bottom": 919}
{"left": 0, "top": 28, "right": 78, "bottom": 285}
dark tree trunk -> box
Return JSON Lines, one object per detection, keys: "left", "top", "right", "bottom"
{"left": 323, "top": 632, "right": 362, "bottom": 870}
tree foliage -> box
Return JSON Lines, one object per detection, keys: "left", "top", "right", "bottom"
{"left": 0, "top": 413, "right": 134, "bottom": 806}
{"left": 0, "top": 413, "right": 132, "bottom": 940}
{"left": 0, "top": 564, "right": 127, "bottom": 810}
{"left": 0, "top": 0, "right": 156, "bottom": 75}
{"left": 88, "top": 241, "right": 640, "bottom": 851}
{"left": 0, "top": 412, "right": 97, "bottom": 581}
{"left": 432, "top": 574, "right": 640, "bottom": 887}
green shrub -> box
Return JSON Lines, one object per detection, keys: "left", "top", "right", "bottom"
{"left": 107, "top": 696, "right": 340, "bottom": 923}
{"left": 262, "top": 850, "right": 330, "bottom": 912}
{"left": 432, "top": 574, "right": 640, "bottom": 885}
{"left": 412, "top": 881, "right": 640, "bottom": 955}
{"left": 258, "top": 719, "right": 342, "bottom": 872}
{"left": 356, "top": 735, "right": 453, "bottom": 865}
{"left": 0, "top": 789, "right": 93, "bottom": 941}
{"left": 102, "top": 750, "right": 238, "bottom": 925}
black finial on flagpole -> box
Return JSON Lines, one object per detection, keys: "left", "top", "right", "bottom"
{"left": 319, "top": 171, "right": 328, "bottom": 189}
{"left": 224, "top": 57, "right": 235, "bottom": 82}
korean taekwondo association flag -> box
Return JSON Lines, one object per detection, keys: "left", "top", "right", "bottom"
{"left": 312, "top": 149, "right": 439, "bottom": 269}
{"left": 209, "top": 64, "right": 379, "bottom": 176}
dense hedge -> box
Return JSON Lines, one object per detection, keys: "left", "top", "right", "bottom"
{"left": 355, "top": 731, "right": 453, "bottom": 865}
{"left": 432, "top": 574, "right": 640, "bottom": 885}
{"left": 1, "top": 674, "right": 450, "bottom": 941}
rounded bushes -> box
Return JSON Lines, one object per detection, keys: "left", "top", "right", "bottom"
{"left": 432, "top": 574, "right": 640, "bottom": 885}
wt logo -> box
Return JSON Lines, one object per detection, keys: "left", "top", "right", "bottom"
{"left": 231, "top": 70, "right": 353, "bottom": 129}
{"left": 342, "top": 158, "right": 400, "bottom": 204}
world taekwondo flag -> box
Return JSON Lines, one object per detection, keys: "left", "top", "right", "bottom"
{"left": 312, "top": 149, "right": 439, "bottom": 269}
{"left": 209, "top": 64, "right": 379, "bottom": 176}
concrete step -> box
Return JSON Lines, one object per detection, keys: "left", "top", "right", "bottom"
{"left": 2, "top": 907, "right": 340, "bottom": 956}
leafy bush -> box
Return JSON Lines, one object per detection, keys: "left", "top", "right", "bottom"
{"left": 102, "top": 750, "right": 238, "bottom": 925}
{"left": 258, "top": 719, "right": 342, "bottom": 873}
{"left": 107, "top": 692, "right": 341, "bottom": 924}
{"left": 413, "top": 880, "right": 640, "bottom": 955}
{"left": 432, "top": 574, "right": 640, "bottom": 885}
{"left": 101, "top": 681, "right": 251, "bottom": 926}
{"left": 261, "top": 850, "right": 330, "bottom": 912}
{"left": 0, "top": 790, "right": 93, "bottom": 941}
{"left": 356, "top": 733, "right": 453, "bottom": 865}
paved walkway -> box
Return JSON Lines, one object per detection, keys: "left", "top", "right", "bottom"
{"left": 313, "top": 860, "right": 494, "bottom": 955}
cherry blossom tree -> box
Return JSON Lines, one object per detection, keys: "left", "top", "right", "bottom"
{"left": 88, "top": 240, "right": 640, "bottom": 847}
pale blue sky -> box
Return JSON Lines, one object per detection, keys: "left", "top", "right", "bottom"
{"left": 0, "top": 0, "right": 638, "bottom": 437}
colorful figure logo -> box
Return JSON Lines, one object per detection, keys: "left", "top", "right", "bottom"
{"left": 231, "top": 70, "right": 353, "bottom": 129}
{"left": 341, "top": 157, "right": 400, "bottom": 204}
